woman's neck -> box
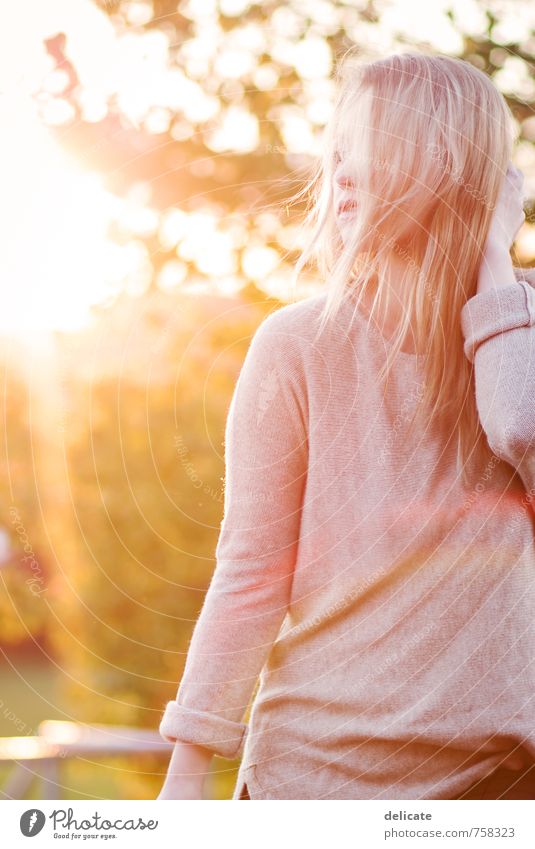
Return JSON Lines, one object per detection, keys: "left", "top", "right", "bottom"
{"left": 355, "top": 253, "right": 421, "bottom": 354}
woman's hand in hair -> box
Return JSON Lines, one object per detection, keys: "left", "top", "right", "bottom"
{"left": 485, "top": 163, "right": 525, "bottom": 254}
{"left": 477, "top": 164, "right": 525, "bottom": 294}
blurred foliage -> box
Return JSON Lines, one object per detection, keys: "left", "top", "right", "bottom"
{"left": 57, "top": 291, "right": 270, "bottom": 797}
{"left": 38, "top": 0, "right": 535, "bottom": 294}
{"left": 0, "top": 363, "right": 54, "bottom": 648}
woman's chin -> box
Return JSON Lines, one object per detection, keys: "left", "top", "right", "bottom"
{"left": 337, "top": 212, "right": 357, "bottom": 227}
{"left": 336, "top": 214, "right": 357, "bottom": 242}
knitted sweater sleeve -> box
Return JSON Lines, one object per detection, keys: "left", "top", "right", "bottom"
{"left": 460, "top": 270, "right": 535, "bottom": 502}
{"left": 159, "top": 309, "right": 308, "bottom": 759}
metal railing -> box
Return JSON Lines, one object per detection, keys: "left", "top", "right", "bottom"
{"left": 0, "top": 720, "right": 172, "bottom": 799}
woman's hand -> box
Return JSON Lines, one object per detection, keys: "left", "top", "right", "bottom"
{"left": 157, "top": 776, "right": 206, "bottom": 800}
{"left": 477, "top": 163, "right": 526, "bottom": 295}
{"left": 485, "top": 162, "right": 525, "bottom": 254}
{"left": 156, "top": 740, "right": 214, "bottom": 800}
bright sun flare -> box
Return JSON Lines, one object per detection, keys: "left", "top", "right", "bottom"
{"left": 1, "top": 95, "right": 122, "bottom": 336}
{"left": 3, "top": 0, "right": 535, "bottom": 340}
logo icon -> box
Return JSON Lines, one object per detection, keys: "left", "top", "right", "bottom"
{"left": 20, "top": 809, "right": 46, "bottom": 837}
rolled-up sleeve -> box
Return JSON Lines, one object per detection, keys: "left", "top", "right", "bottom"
{"left": 461, "top": 278, "right": 535, "bottom": 365}
{"left": 159, "top": 309, "right": 308, "bottom": 759}
{"left": 460, "top": 273, "right": 535, "bottom": 494}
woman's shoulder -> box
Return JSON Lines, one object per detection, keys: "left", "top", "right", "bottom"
{"left": 255, "top": 291, "right": 331, "bottom": 343}
{"left": 263, "top": 291, "right": 327, "bottom": 321}
{"left": 241, "top": 294, "right": 332, "bottom": 388}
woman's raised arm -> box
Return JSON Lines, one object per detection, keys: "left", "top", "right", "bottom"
{"left": 460, "top": 262, "right": 535, "bottom": 500}
{"left": 459, "top": 160, "right": 535, "bottom": 500}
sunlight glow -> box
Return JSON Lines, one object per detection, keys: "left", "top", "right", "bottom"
{"left": 157, "top": 260, "right": 188, "bottom": 291}
{"left": 278, "top": 106, "right": 318, "bottom": 154}
{"left": 214, "top": 274, "right": 247, "bottom": 296}
{"left": 215, "top": 49, "right": 256, "bottom": 79}
{"left": 1, "top": 0, "right": 533, "bottom": 340}
{"left": 242, "top": 246, "right": 280, "bottom": 280}
{"left": 379, "top": 1, "right": 463, "bottom": 53}
{"left": 0, "top": 97, "right": 121, "bottom": 334}
{"left": 205, "top": 106, "right": 259, "bottom": 153}
{"left": 39, "top": 720, "right": 82, "bottom": 743}
{"left": 177, "top": 213, "right": 237, "bottom": 276}
{"left": 494, "top": 57, "right": 535, "bottom": 99}
{"left": 124, "top": 1, "right": 154, "bottom": 27}
{"left": 159, "top": 209, "right": 189, "bottom": 250}
{"left": 293, "top": 37, "right": 332, "bottom": 80}
{"left": 516, "top": 225, "right": 535, "bottom": 263}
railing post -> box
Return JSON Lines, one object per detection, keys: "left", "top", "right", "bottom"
{"left": 37, "top": 758, "right": 61, "bottom": 800}
{"left": 0, "top": 722, "right": 174, "bottom": 800}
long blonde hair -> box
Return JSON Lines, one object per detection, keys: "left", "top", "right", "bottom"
{"left": 291, "top": 50, "right": 517, "bottom": 485}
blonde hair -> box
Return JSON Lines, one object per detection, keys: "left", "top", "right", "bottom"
{"left": 291, "top": 50, "right": 517, "bottom": 485}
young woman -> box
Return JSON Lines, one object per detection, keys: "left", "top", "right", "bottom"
{"left": 157, "top": 52, "right": 535, "bottom": 800}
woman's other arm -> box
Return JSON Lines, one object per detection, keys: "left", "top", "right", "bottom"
{"left": 157, "top": 741, "right": 214, "bottom": 799}
{"left": 157, "top": 308, "right": 308, "bottom": 798}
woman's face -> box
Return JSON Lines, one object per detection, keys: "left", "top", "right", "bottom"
{"left": 332, "top": 146, "right": 360, "bottom": 246}
{"left": 332, "top": 144, "right": 379, "bottom": 252}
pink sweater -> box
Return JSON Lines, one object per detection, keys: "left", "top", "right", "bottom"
{"left": 159, "top": 277, "right": 535, "bottom": 799}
